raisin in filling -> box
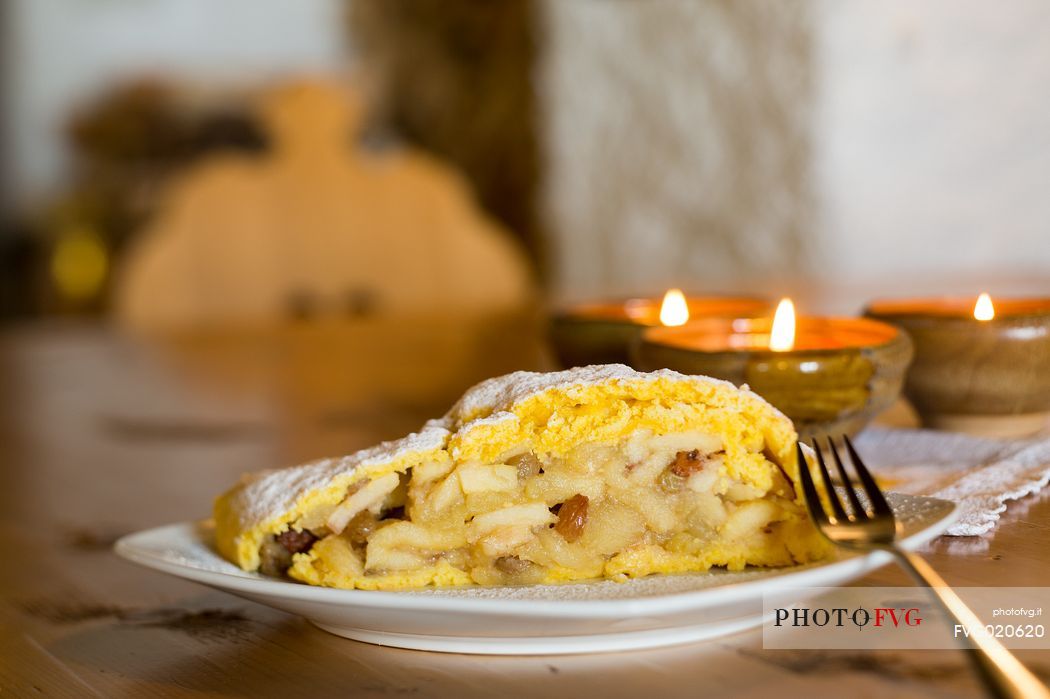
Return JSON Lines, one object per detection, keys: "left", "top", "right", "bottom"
{"left": 259, "top": 529, "right": 320, "bottom": 577}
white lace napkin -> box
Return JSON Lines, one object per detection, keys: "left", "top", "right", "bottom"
{"left": 854, "top": 427, "right": 1050, "bottom": 536}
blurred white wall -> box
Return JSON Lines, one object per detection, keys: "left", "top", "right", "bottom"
{"left": 5, "top": 0, "right": 346, "bottom": 210}
{"left": 539, "top": 0, "right": 813, "bottom": 303}
{"left": 814, "top": 0, "right": 1050, "bottom": 300}
{"left": 540, "top": 0, "right": 1050, "bottom": 311}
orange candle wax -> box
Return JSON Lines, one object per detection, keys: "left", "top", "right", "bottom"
{"left": 550, "top": 293, "right": 770, "bottom": 368}
{"left": 634, "top": 310, "right": 911, "bottom": 440}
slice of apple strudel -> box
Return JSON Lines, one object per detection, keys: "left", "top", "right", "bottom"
{"left": 214, "top": 365, "right": 829, "bottom": 590}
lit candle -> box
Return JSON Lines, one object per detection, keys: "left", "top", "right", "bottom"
{"left": 769, "top": 298, "right": 796, "bottom": 352}
{"left": 866, "top": 294, "right": 1050, "bottom": 437}
{"left": 659, "top": 289, "right": 690, "bottom": 326}
{"left": 633, "top": 300, "right": 912, "bottom": 439}
{"left": 973, "top": 292, "right": 995, "bottom": 321}
{"left": 550, "top": 292, "right": 770, "bottom": 368}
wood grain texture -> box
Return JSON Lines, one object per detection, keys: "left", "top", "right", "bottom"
{"left": 1, "top": 322, "right": 1048, "bottom": 698}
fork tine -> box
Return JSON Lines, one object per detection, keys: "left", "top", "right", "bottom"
{"left": 843, "top": 435, "right": 894, "bottom": 517}
{"left": 827, "top": 436, "right": 867, "bottom": 517}
{"left": 812, "top": 439, "right": 849, "bottom": 522}
{"left": 795, "top": 442, "right": 829, "bottom": 526}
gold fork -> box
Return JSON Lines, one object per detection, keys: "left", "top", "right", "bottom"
{"left": 796, "top": 436, "right": 1049, "bottom": 699}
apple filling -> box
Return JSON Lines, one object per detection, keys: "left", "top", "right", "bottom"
{"left": 262, "top": 430, "right": 804, "bottom": 587}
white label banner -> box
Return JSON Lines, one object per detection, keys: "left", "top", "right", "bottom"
{"left": 762, "top": 587, "right": 1049, "bottom": 649}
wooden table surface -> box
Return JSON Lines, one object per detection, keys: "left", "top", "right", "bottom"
{"left": 2, "top": 320, "right": 1049, "bottom": 698}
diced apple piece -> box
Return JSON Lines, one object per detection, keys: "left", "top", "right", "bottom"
{"left": 366, "top": 546, "right": 428, "bottom": 572}
{"left": 528, "top": 528, "right": 605, "bottom": 575}
{"left": 477, "top": 525, "right": 535, "bottom": 556}
{"left": 364, "top": 521, "right": 466, "bottom": 571}
{"left": 564, "top": 443, "right": 620, "bottom": 475}
{"left": 721, "top": 500, "right": 780, "bottom": 540}
{"left": 326, "top": 472, "right": 400, "bottom": 534}
{"left": 428, "top": 471, "right": 463, "bottom": 513}
{"left": 686, "top": 458, "right": 721, "bottom": 493}
{"left": 688, "top": 492, "right": 728, "bottom": 530}
{"left": 462, "top": 491, "right": 516, "bottom": 518}
{"left": 622, "top": 429, "right": 654, "bottom": 465}
{"left": 466, "top": 502, "right": 555, "bottom": 542}
{"left": 627, "top": 452, "right": 673, "bottom": 484}
{"left": 458, "top": 464, "right": 519, "bottom": 494}
{"left": 524, "top": 468, "right": 603, "bottom": 505}
{"left": 578, "top": 502, "right": 645, "bottom": 556}
{"left": 383, "top": 473, "right": 408, "bottom": 510}
{"left": 627, "top": 489, "right": 677, "bottom": 533}
{"left": 412, "top": 459, "right": 454, "bottom": 485}
{"left": 724, "top": 482, "right": 766, "bottom": 502}
{"left": 310, "top": 535, "right": 364, "bottom": 576}
{"left": 369, "top": 520, "right": 466, "bottom": 551}
{"left": 648, "top": 431, "right": 724, "bottom": 457}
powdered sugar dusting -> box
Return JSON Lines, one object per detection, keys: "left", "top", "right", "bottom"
{"left": 229, "top": 420, "right": 450, "bottom": 528}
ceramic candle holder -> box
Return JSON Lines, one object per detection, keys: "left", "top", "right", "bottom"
{"left": 866, "top": 297, "right": 1050, "bottom": 437}
{"left": 632, "top": 317, "right": 913, "bottom": 440}
{"left": 550, "top": 296, "right": 771, "bottom": 368}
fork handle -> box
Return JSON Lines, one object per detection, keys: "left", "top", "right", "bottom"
{"left": 889, "top": 547, "right": 1049, "bottom": 699}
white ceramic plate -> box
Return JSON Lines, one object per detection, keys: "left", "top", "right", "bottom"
{"left": 115, "top": 491, "right": 958, "bottom": 655}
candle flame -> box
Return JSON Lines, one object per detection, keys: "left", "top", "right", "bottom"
{"left": 770, "top": 298, "right": 796, "bottom": 352}
{"left": 973, "top": 292, "right": 995, "bottom": 321}
{"left": 659, "top": 288, "right": 689, "bottom": 326}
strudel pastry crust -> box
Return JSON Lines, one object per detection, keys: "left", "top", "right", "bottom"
{"left": 214, "top": 365, "right": 829, "bottom": 589}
